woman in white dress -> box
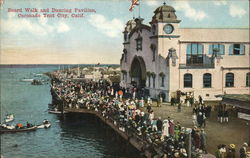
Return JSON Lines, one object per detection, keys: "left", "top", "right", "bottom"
{"left": 162, "top": 120, "right": 170, "bottom": 139}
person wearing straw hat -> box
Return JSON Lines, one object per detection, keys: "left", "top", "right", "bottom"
{"left": 226, "top": 144, "right": 236, "bottom": 158}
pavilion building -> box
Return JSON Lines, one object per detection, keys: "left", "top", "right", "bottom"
{"left": 120, "top": 3, "right": 250, "bottom": 101}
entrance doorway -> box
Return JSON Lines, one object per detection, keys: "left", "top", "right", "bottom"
{"left": 130, "top": 56, "right": 146, "bottom": 88}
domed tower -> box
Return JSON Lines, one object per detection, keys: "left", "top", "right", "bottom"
{"left": 149, "top": 3, "right": 182, "bottom": 101}
{"left": 150, "top": 2, "right": 181, "bottom": 38}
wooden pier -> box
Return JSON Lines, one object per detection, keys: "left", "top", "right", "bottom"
{"left": 64, "top": 108, "right": 162, "bottom": 158}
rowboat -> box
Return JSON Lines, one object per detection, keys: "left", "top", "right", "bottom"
{"left": 0, "top": 126, "right": 37, "bottom": 134}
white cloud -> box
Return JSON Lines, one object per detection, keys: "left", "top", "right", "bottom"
{"left": 229, "top": 4, "right": 246, "bottom": 18}
{"left": 174, "top": 1, "right": 208, "bottom": 21}
{"left": 57, "top": 22, "right": 70, "bottom": 33}
{"left": 213, "top": 0, "right": 227, "bottom": 6}
{"left": 145, "top": 0, "right": 161, "bottom": 6}
{"left": 88, "top": 14, "right": 123, "bottom": 38}
{"left": 1, "top": 15, "right": 70, "bottom": 35}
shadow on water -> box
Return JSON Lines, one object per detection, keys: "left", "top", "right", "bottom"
{"left": 60, "top": 113, "right": 144, "bottom": 158}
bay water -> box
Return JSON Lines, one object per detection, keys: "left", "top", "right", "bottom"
{"left": 0, "top": 65, "right": 138, "bottom": 158}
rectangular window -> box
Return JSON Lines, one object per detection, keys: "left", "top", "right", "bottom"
{"left": 186, "top": 43, "right": 203, "bottom": 65}
{"left": 233, "top": 44, "right": 240, "bottom": 55}
{"left": 225, "top": 73, "right": 234, "bottom": 87}
{"left": 229, "top": 44, "right": 245, "bottom": 55}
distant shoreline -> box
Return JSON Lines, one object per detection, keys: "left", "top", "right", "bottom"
{"left": 0, "top": 64, "right": 119, "bottom": 68}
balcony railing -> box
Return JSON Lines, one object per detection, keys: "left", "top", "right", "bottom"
{"left": 179, "top": 63, "right": 215, "bottom": 69}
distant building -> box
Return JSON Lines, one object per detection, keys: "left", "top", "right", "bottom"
{"left": 120, "top": 3, "right": 250, "bottom": 101}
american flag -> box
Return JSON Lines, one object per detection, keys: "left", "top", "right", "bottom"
{"left": 129, "top": 0, "right": 139, "bottom": 12}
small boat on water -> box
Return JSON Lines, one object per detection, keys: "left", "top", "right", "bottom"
{"left": 37, "top": 120, "right": 51, "bottom": 129}
{"left": 4, "top": 114, "right": 14, "bottom": 123}
{"left": 0, "top": 126, "right": 37, "bottom": 134}
{"left": 31, "top": 79, "right": 43, "bottom": 85}
{"left": 20, "top": 78, "right": 34, "bottom": 82}
{"left": 48, "top": 108, "right": 67, "bottom": 114}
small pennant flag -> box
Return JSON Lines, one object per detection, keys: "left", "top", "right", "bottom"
{"left": 129, "top": 0, "right": 139, "bottom": 12}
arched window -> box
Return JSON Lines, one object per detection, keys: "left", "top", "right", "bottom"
{"left": 203, "top": 73, "right": 212, "bottom": 88}
{"left": 209, "top": 44, "right": 224, "bottom": 55}
{"left": 184, "top": 73, "right": 192, "bottom": 88}
{"left": 159, "top": 72, "right": 165, "bottom": 87}
{"left": 151, "top": 44, "right": 156, "bottom": 62}
{"left": 229, "top": 44, "right": 245, "bottom": 55}
{"left": 186, "top": 43, "right": 203, "bottom": 65}
{"left": 225, "top": 73, "right": 234, "bottom": 87}
{"left": 246, "top": 73, "right": 250, "bottom": 87}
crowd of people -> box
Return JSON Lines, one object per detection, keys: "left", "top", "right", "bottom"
{"left": 51, "top": 72, "right": 212, "bottom": 158}
{"left": 215, "top": 143, "right": 249, "bottom": 158}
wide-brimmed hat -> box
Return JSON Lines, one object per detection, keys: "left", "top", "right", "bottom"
{"left": 229, "top": 144, "right": 235, "bottom": 149}
{"left": 174, "top": 152, "right": 180, "bottom": 157}
{"left": 243, "top": 142, "right": 248, "bottom": 146}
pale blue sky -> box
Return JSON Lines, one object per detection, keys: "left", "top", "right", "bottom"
{"left": 0, "top": 0, "right": 249, "bottom": 64}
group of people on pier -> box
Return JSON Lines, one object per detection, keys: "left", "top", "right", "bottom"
{"left": 51, "top": 72, "right": 213, "bottom": 158}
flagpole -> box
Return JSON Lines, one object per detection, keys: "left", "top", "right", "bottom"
{"left": 138, "top": 0, "right": 141, "bottom": 18}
